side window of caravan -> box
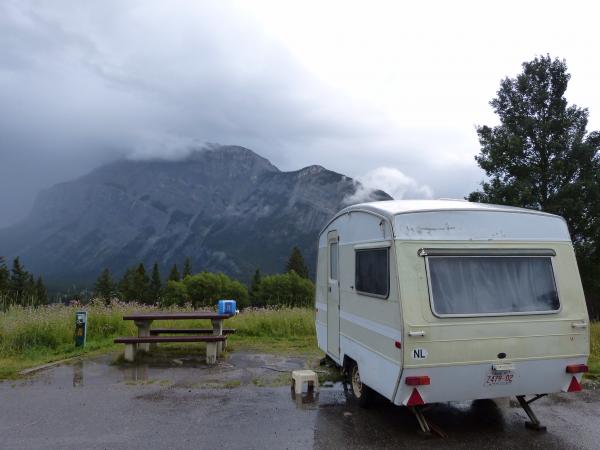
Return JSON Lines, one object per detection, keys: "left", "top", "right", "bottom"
{"left": 426, "top": 255, "right": 560, "bottom": 316}
{"left": 329, "top": 242, "right": 338, "bottom": 280}
{"left": 355, "top": 248, "right": 389, "bottom": 298}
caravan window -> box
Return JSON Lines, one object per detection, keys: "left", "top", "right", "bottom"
{"left": 355, "top": 248, "right": 389, "bottom": 298}
{"left": 427, "top": 256, "right": 560, "bottom": 316}
{"left": 329, "top": 242, "right": 338, "bottom": 280}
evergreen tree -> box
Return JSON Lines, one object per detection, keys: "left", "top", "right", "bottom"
{"left": 24, "top": 273, "right": 36, "bottom": 306}
{"left": 35, "top": 276, "right": 49, "bottom": 305}
{"left": 469, "top": 55, "right": 600, "bottom": 317}
{"left": 0, "top": 256, "right": 9, "bottom": 296}
{"left": 95, "top": 268, "right": 115, "bottom": 304}
{"left": 249, "top": 268, "right": 263, "bottom": 306}
{"left": 183, "top": 257, "right": 192, "bottom": 278}
{"left": 9, "top": 257, "right": 29, "bottom": 301}
{"left": 149, "top": 262, "right": 162, "bottom": 303}
{"left": 118, "top": 264, "right": 150, "bottom": 303}
{"left": 285, "top": 246, "right": 309, "bottom": 278}
{"left": 133, "top": 263, "right": 151, "bottom": 303}
{"left": 118, "top": 268, "right": 136, "bottom": 302}
{"left": 168, "top": 264, "right": 180, "bottom": 282}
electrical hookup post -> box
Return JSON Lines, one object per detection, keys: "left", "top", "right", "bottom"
{"left": 75, "top": 311, "right": 87, "bottom": 347}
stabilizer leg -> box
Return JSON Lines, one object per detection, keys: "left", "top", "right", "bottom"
{"left": 516, "top": 395, "right": 547, "bottom": 432}
{"left": 410, "top": 406, "right": 431, "bottom": 434}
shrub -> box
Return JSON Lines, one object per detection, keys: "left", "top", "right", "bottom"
{"left": 161, "top": 280, "right": 189, "bottom": 307}
{"left": 162, "top": 272, "right": 249, "bottom": 308}
{"left": 259, "top": 271, "right": 315, "bottom": 307}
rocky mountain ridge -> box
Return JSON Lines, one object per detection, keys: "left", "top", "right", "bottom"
{"left": 0, "top": 145, "right": 391, "bottom": 286}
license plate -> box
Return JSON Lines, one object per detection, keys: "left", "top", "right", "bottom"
{"left": 485, "top": 372, "right": 514, "bottom": 386}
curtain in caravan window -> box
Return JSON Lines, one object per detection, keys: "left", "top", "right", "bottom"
{"left": 428, "top": 256, "right": 560, "bottom": 315}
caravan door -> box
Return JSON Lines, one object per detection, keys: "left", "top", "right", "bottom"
{"left": 327, "top": 230, "right": 340, "bottom": 359}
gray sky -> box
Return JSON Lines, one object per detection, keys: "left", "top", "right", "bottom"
{"left": 1, "top": 0, "right": 599, "bottom": 227}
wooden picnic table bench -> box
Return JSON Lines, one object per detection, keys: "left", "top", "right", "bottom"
{"left": 149, "top": 328, "right": 236, "bottom": 335}
{"left": 115, "top": 311, "right": 234, "bottom": 364}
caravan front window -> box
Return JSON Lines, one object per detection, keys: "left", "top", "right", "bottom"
{"left": 427, "top": 256, "right": 560, "bottom": 316}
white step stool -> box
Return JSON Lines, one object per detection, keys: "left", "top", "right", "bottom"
{"left": 291, "top": 370, "right": 319, "bottom": 394}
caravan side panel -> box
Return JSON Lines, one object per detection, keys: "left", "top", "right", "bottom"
{"left": 318, "top": 211, "right": 404, "bottom": 401}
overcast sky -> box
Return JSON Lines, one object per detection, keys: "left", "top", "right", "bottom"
{"left": 1, "top": 0, "right": 599, "bottom": 227}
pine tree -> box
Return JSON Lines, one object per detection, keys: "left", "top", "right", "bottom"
{"left": 95, "top": 268, "right": 115, "bottom": 304}
{"left": 0, "top": 256, "right": 9, "bottom": 296}
{"left": 133, "top": 263, "right": 151, "bottom": 303}
{"left": 249, "top": 268, "right": 262, "bottom": 306}
{"left": 168, "top": 264, "right": 180, "bottom": 282}
{"left": 35, "top": 276, "right": 49, "bottom": 305}
{"left": 118, "top": 268, "right": 136, "bottom": 301}
{"left": 24, "top": 273, "right": 36, "bottom": 306}
{"left": 9, "top": 257, "right": 29, "bottom": 302}
{"left": 149, "top": 262, "right": 162, "bottom": 303}
{"left": 285, "top": 247, "right": 309, "bottom": 278}
{"left": 183, "top": 257, "right": 192, "bottom": 278}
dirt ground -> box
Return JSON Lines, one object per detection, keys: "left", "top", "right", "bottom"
{"left": 0, "top": 349, "right": 599, "bottom": 449}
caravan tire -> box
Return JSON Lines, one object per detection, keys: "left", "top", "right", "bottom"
{"left": 347, "top": 361, "right": 374, "bottom": 408}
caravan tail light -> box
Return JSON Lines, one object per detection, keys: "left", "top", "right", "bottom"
{"left": 566, "top": 364, "right": 588, "bottom": 374}
{"left": 405, "top": 376, "right": 430, "bottom": 386}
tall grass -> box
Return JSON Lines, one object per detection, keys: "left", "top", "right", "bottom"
{"left": 0, "top": 301, "right": 315, "bottom": 360}
{"left": 590, "top": 322, "right": 600, "bottom": 376}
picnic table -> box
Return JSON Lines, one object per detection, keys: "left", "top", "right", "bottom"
{"left": 115, "top": 311, "right": 234, "bottom": 364}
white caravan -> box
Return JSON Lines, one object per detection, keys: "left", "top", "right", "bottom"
{"left": 315, "top": 200, "right": 590, "bottom": 431}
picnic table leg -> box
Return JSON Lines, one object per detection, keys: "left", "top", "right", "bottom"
{"left": 211, "top": 319, "right": 224, "bottom": 355}
{"left": 124, "top": 343, "right": 136, "bottom": 362}
{"left": 206, "top": 342, "right": 217, "bottom": 365}
{"left": 135, "top": 320, "right": 153, "bottom": 352}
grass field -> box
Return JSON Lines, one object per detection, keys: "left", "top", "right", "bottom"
{"left": 0, "top": 302, "right": 317, "bottom": 379}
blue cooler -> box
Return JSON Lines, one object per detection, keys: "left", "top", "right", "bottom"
{"left": 218, "top": 299, "right": 237, "bottom": 315}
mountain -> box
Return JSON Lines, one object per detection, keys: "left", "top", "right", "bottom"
{"left": 0, "top": 145, "right": 391, "bottom": 287}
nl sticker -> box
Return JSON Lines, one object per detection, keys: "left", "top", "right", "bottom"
{"left": 411, "top": 348, "right": 428, "bottom": 359}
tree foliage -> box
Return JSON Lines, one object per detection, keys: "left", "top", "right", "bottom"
{"left": 469, "top": 55, "right": 600, "bottom": 317}
{"left": 0, "top": 257, "right": 9, "bottom": 296}
{"left": 94, "top": 268, "right": 115, "bottom": 304}
{"left": 259, "top": 271, "right": 315, "bottom": 307}
{"left": 249, "top": 268, "right": 262, "bottom": 306}
{"left": 149, "top": 262, "right": 162, "bottom": 302}
{"left": 285, "top": 246, "right": 309, "bottom": 279}
{"left": 1, "top": 256, "right": 48, "bottom": 308}
{"left": 160, "top": 272, "right": 248, "bottom": 308}
{"left": 168, "top": 264, "right": 180, "bottom": 282}
{"left": 35, "top": 276, "right": 48, "bottom": 305}
{"left": 118, "top": 264, "right": 152, "bottom": 303}
{"left": 183, "top": 257, "right": 192, "bottom": 278}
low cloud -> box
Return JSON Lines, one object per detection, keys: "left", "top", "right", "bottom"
{"left": 346, "top": 167, "right": 434, "bottom": 204}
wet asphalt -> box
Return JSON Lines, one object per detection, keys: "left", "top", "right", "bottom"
{"left": 0, "top": 350, "right": 599, "bottom": 449}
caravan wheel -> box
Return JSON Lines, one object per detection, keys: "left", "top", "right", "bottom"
{"left": 348, "top": 361, "right": 373, "bottom": 407}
